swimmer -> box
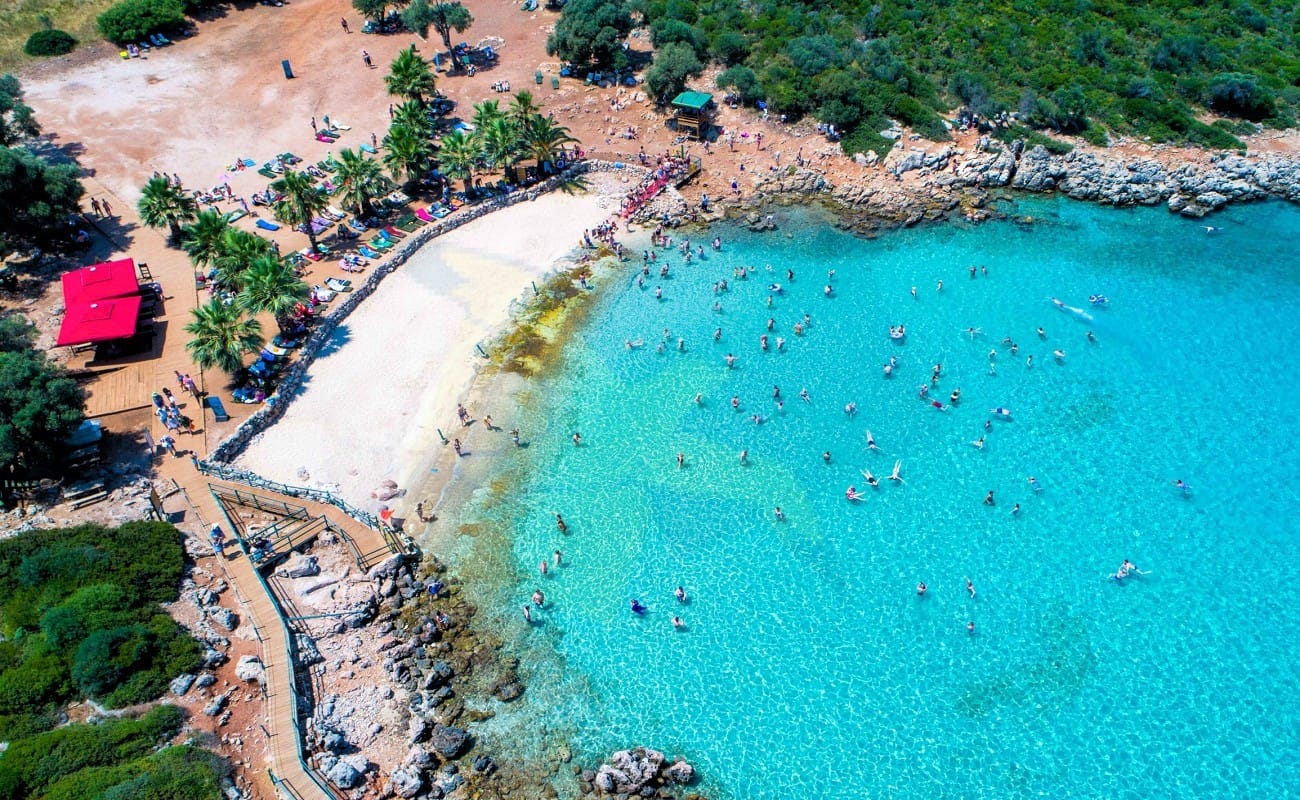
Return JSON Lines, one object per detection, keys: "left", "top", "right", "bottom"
{"left": 1011, "top": 343, "right": 1019, "bottom": 355}
{"left": 862, "top": 470, "right": 879, "bottom": 488}
{"left": 693, "top": 392, "right": 702, "bottom": 405}
{"left": 936, "top": 279, "right": 944, "bottom": 292}
{"left": 677, "top": 452, "right": 685, "bottom": 469}
{"left": 572, "top": 432, "right": 582, "bottom": 446}
{"left": 1026, "top": 354, "right": 1034, "bottom": 368}
{"left": 554, "top": 550, "right": 562, "bottom": 568}
{"left": 910, "top": 286, "right": 917, "bottom": 299}
{"left": 967, "top": 621, "right": 976, "bottom": 635}
{"left": 671, "top": 616, "right": 686, "bottom": 629}
{"left": 866, "top": 430, "right": 880, "bottom": 451}
{"left": 822, "top": 451, "right": 832, "bottom": 464}
{"left": 1053, "top": 349, "right": 1065, "bottom": 361}
{"left": 773, "top": 385, "right": 782, "bottom": 399}
{"left": 750, "top": 413, "right": 765, "bottom": 426}
{"left": 981, "top": 265, "right": 988, "bottom": 276}
{"left": 1203, "top": 225, "right": 1219, "bottom": 234}
{"left": 845, "top": 486, "right": 864, "bottom": 501}
{"left": 760, "top": 334, "right": 769, "bottom": 350}
{"left": 918, "top": 384, "right": 929, "bottom": 399}
{"left": 731, "top": 395, "right": 740, "bottom": 410}
{"left": 1029, "top": 476, "right": 1042, "bottom": 493}
{"left": 774, "top": 506, "right": 785, "bottom": 521}
{"left": 630, "top": 599, "right": 648, "bottom": 615}
{"left": 522, "top": 604, "right": 532, "bottom": 623}
{"left": 540, "top": 559, "right": 548, "bottom": 575}
{"left": 984, "top": 419, "right": 992, "bottom": 431}
{"left": 739, "top": 449, "right": 748, "bottom": 465}
{"left": 775, "top": 400, "right": 785, "bottom": 412}
{"left": 972, "top": 436, "right": 985, "bottom": 450}
{"left": 845, "top": 402, "right": 857, "bottom": 416}
{"left": 889, "top": 460, "right": 904, "bottom": 483}
{"left": 984, "top": 490, "right": 995, "bottom": 506}
{"left": 1037, "top": 327, "right": 1046, "bottom": 339}
{"left": 965, "top": 577, "right": 976, "bottom": 599}
{"left": 767, "top": 317, "right": 775, "bottom": 331}
{"left": 532, "top": 590, "right": 545, "bottom": 607}
{"left": 1086, "top": 330, "right": 1096, "bottom": 342}
{"left": 969, "top": 265, "right": 977, "bottom": 279}
{"left": 655, "top": 287, "right": 663, "bottom": 299}
{"left": 827, "top": 269, "right": 836, "bottom": 281}
{"left": 916, "top": 582, "right": 927, "bottom": 596}
{"left": 988, "top": 349, "right": 997, "bottom": 361}
{"left": 988, "top": 361, "right": 997, "bottom": 376}
{"left": 725, "top": 353, "right": 737, "bottom": 368}
{"left": 965, "top": 327, "right": 982, "bottom": 339}
{"left": 555, "top": 513, "right": 568, "bottom": 534}
{"left": 931, "top": 400, "right": 948, "bottom": 412}
{"left": 800, "top": 388, "right": 811, "bottom": 403}
{"left": 824, "top": 285, "right": 834, "bottom": 297}
{"left": 794, "top": 322, "right": 804, "bottom": 335}
{"left": 776, "top": 337, "right": 786, "bottom": 350}
{"left": 713, "top": 301, "right": 722, "bottom": 313}
{"left": 950, "top": 388, "right": 961, "bottom": 404}
{"left": 714, "top": 327, "right": 722, "bottom": 341}
{"left": 1174, "top": 479, "right": 1191, "bottom": 494}
{"left": 677, "top": 338, "right": 685, "bottom": 351}
{"left": 1011, "top": 503, "right": 1021, "bottom": 516}
{"left": 675, "top": 586, "right": 687, "bottom": 603}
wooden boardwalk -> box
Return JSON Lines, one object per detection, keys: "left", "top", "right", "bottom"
{"left": 82, "top": 363, "right": 154, "bottom": 418}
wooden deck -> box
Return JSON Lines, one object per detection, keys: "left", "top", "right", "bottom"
{"left": 81, "top": 363, "right": 154, "bottom": 418}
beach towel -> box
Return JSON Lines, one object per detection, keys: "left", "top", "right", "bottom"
{"left": 360, "top": 144, "right": 377, "bottom": 155}
{"left": 382, "top": 225, "right": 405, "bottom": 239}
{"left": 415, "top": 207, "right": 437, "bottom": 223}
{"left": 369, "top": 237, "right": 393, "bottom": 250}
{"left": 241, "top": 158, "right": 256, "bottom": 167}
{"left": 256, "top": 219, "right": 280, "bottom": 231}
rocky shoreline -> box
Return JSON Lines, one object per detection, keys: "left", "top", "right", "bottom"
{"left": 639, "top": 136, "right": 1300, "bottom": 234}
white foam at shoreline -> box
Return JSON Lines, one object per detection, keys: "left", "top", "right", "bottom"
{"left": 235, "top": 185, "right": 617, "bottom": 508}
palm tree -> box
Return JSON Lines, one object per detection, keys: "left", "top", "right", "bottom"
{"left": 270, "top": 170, "right": 328, "bottom": 249}
{"left": 185, "top": 298, "right": 265, "bottom": 375}
{"left": 385, "top": 48, "right": 436, "bottom": 105}
{"left": 237, "top": 255, "right": 309, "bottom": 333}
{"left": 507, "top": 91, "right": 541, "bottom": 128}
{"left": 384, "top": 124, "right": 435, "bottom": 188}
{"left": 480, "top": 116, "right": 518, "bottom": 172}
{"left": 137, "top": 176, "right": 198, "bottom": 241}
{"left": 520, "top": 114, "right": 579, "bottom": 166}
{"left": 181, "top": 210, "right": 232, "bottom": 268}
{"left": 392, "top": 99, "right": 436, "bottom": 139}
{"left": 334, "top": 148, "right": 387, "bottom": 218}
{"left": 214, "top": 229, "right": 274, "bottom": 291}
{"left": 471, "top": 99, "right": 505, "bottom": 131}
{"left": 437, "top": 129, "right": 481, "bottom": 193}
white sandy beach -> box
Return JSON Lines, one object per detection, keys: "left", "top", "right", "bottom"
{"left": 235, "top": 179, "right": 622, "bottom": 508}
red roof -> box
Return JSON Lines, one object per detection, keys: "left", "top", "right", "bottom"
{"left": 61, "top": 259, "right": 139, "bottom": 306}
{"left": 56, "top": 294, "right": 143, "bottom": 346}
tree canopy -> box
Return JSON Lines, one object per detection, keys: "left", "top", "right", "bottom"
{"left": 547, "top": 0, "right": 633, "bottom": 71}
{"left": 632, "top": 0, "right": 1300, "bottom": 153}
{"left": 0, "top": 316, "right": 84, "bottom": 478}
{"left": 0, "top": 76, "right": 84, "bottom": 254}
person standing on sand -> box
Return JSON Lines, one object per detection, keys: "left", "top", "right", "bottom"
{"left": 90, "top": 198, "right": 102, "bottom": 216}
{"left": 311, "top": 116, "right": 317, "bottom": 132}
{"left": 101, "top": 198, "right": 113, "bottom": 216}
{"left": 340, "top": 16, "right": 349, "bottom": 33}
{"left": 361, "top": 49, "right": 372, "bottom": 67}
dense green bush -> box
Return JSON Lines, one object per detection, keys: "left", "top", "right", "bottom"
{"left": 23, "top": 29, "right": 77, "bottom": 57}
{"left": 0, "top": 316, "right": 85, "bottom": 479}
{"left": 547, "top": 0, "right": 634, "bottom": 70}
{"left": 96, "top": 0, "right": 185, "bottom": 45}
{"left": 638, "top": 0, "right": 1300, "bottom": 149}
{"left": 645, "top": 41, "right": 702, "bottom": 102}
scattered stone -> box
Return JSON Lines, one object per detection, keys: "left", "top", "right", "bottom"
{"left": 195, "top": 672, "right": 217, "bottom": 689}
{"left": 390, "top": 767, "right": 424, "bottom": 799}
{"left": 408, "top": 716, "right": 430, "bottom": 744}
{"left": 326, "top": 759, "right": 362, "bottom": 789}
{"left": 202, "top": 691, "right": 230, "bottom": 716}
{"left": 209, "top": 606, "right": 239, "bottom": 631}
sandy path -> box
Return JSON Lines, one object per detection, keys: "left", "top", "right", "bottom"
{"left": 234, "top": 182, "right": 618, "bottom": 507}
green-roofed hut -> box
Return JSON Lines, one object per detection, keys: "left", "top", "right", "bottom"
{"left": 671, "top": 91, "right": 713, "bottom": 140}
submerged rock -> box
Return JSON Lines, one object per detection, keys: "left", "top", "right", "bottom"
{"left": 429, "top": 723, "right": 471, "bottom": 758}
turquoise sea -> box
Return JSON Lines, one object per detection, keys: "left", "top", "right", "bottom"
{"left": 462, "top": 197, "right": 1300, "bottom": 799}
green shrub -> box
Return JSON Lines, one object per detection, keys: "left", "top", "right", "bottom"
{"left": 23, "top": 29, "right": 77, "bottom": 57}
{"left": 96, "top": 0, "right": 185, "bottom": 45}
{"left": 840, "top": 124, "right": 894, "bottom": 159}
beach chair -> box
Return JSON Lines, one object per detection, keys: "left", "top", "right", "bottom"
{"left": 360, "top": 144, "right": 378, "bottom": 155}
{"left": 300, "top": 247, "right": 323, "bottom": 262}
{"left": 256, "top": 219, "right": 280, "bottom": 231}
{"left": 358, "top": 245, "right": 383, "bottom": 259}
{"left": 397, "top": 215, "right": 422, "bottom": 232}
{"left": 369, "top": 237, "right": 393, "bottom": 250}
{"left": 205, "top": 395, "right": 230, "bottom": 422}
{"left": 415, "top": 207, "right": 437, "bottom": 223}
{"left": 225, "top": 209, "right": 246, "bottom": 223}
{"left": 324, "top": 277, "right": 351, "bottom": 293}
{"left": 382, "top": 225, "right": 405, "bottom": 239}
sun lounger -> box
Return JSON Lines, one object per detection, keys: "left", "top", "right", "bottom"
{"left": 382, "top": 225, "right": 405, "bottom": 239}
{"left": 257, "top": 167, "right": 277, "bottom": 179}
{"left": 415, "top": 207, "right": 437, "bottom": 223}
{"left": 205, "top": 395, "right": 230, "bottom": 422}
{"left": 326, "top": 205, "right": 347, "bottom": 220}
{"left": 256, "top": 218, "right": 280, "bottom": 231}
{"left": 300, "top": 247, "right": 323, "bottom": 262}
{"left": 311, "top": 285, "right": 336, "bottom": 302}
{"left": 358, "top": 245, "right": 383, "bottom": 259}
{"left": 156, "top": 33, "right": 172, "bottom": 45}
{"left": 225, "top": 209, "right": 246, "bottom": 223}
{"left": 360, "top": 144, "right": 377, "bottom": 155}
{"left": 138, "top": 40, "right": 151, "bottom": 50}
{"left": 328, "top": 120, "right": 352, "bottom": 131}
{"left": 324, "top": 277, "right": 352, "bottom": 292}
{"left": 369, "top": 237, "right": 393, "bottom": 250}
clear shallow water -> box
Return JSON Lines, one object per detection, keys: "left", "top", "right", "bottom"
{"left": 465, "top": 198, "right": 1300, "bottom": 798}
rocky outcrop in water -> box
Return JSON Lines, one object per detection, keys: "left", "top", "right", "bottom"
{"left": 574, "top": 748, "right": 699, "bottom": 798}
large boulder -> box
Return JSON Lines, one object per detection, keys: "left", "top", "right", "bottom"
{"left": 209, "top": 607, "right": 239, "bottom": 631}
{"left": 326, "top": 759, "right": 362, "bottom": 789}
{"left": 170, "top": 673, "right": 196, "bottom": 696}
{"left": 235, "top": 655, "right": 266, "bottom": 684}
{"left": 664, "top": 759, "right": 695, "bottom": 784}
{"left": 390, "top": 767, "right": 424, "bottom": 799}
{"left": 429, "top": 724, "right": 471, "bottom": 758}
{"left": 280, "top": 552, "right": 319, "bottom": 579}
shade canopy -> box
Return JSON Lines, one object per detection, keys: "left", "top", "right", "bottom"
{"left": 671, "top": 91, "right": 713, "bottom": 111}
{"left": 56, "top": 295, "right": 143, "bottom": 346}
{"left": 61, "top": 259, "right": 139, "bottom": 306}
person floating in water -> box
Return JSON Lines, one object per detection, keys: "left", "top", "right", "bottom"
{"left": 671, "top": 616, "right": 686, "bottom": 629}
{"left": 675, "top": 586, "right": 687, "bottom": 603}
{"left": 866, "top": 430, "right": 880, "bottom": 451}
{"left": 1174, "top": 479, "right": 1191, "bottom": 495}
{"left": 1012, "top": 503, "right": 1021, "bottom": 516}
{"left": 522, "top": 604, "right": 532, "bottom": 623}
{"left": 862, "top": 470, "right": 879, "bottom": 488}
{"left": 984, "top": 490, "right": 995, "bottom": 506}
{"left": 889, "top": 460, "right": 904, "bottom": 483}
{"left": 845, "top": 486, "right": 864, "bottom": 501}
{"left": 822, "top": 451, "right": 832, "bottom": 464}
{"left": 965, "top": 577, "right": 976, "bottom": 599}
{"left": 800, "top": 388, "right": 811, "bottom": 403}
{"left": 532, "top": 590, "right": 545, "bottom": 607}
{"left": 555, "top": 513, "right": 567, "bottom": 534}
{"left": 677, "top": 452, "right": 685, "bottom": 469}
{"left": 774, "top": 506, "right": 785, "bottom": 521}
{"left": 630, "top": 599, "right": 648, "bottom": 614}
{"left": 1086, "top": 330, "right": 1097, "bottom": 343}
{"left": 972, "top": 436, "right": 985, "bottom": 450}
{"left": 1029, "top": 476, "right": 1043, "bottom": 493}
{"left": 916, "top": 582, "right": 927, "bottom": 596}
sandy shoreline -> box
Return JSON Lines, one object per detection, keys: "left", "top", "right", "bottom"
{"left": 234, "top": 174, "right": 627, "bottom": 510}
